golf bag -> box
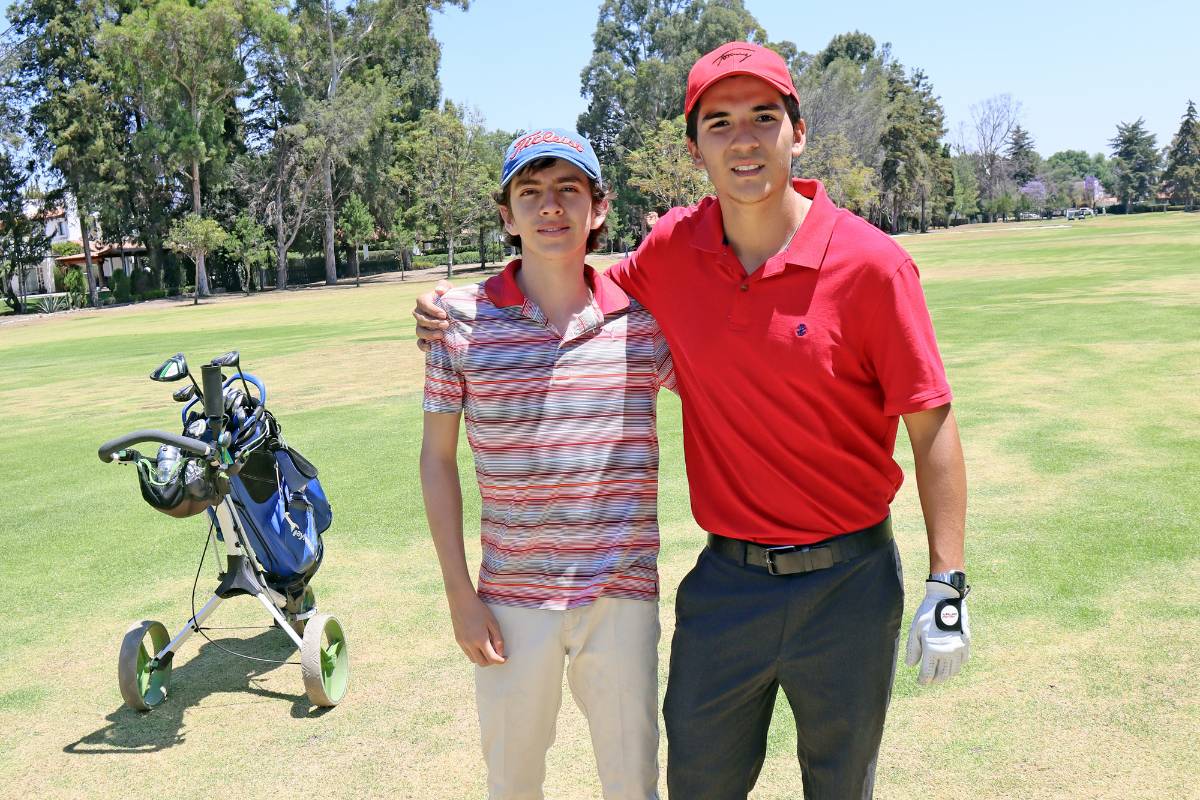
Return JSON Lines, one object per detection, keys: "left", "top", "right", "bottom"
{"left": 129, "top": 381, "right": 333, "bottom": 592}
{"left": 100, "top": 353, "right": 349, "bottom": 711}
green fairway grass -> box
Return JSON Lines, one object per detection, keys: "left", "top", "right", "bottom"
{"left": 0, "top": 212, "right": 1197, "bottom": 799}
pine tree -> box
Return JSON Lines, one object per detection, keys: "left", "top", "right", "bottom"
{"left": 337, "top": 193, "right": 374, "bottom": 288}
{"left": 1006, "top": 125, "right": 1039, "bottom": 186}
{"left": 1161, "top": 100, "right": 1200, "bottom": 210}
{"left": 9, "top": 0, "right": 125, "bottom": 308}
{"left": 1109, "top": 118, "right": 1160, "bottom": 211}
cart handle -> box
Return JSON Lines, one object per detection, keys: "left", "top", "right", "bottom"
{"left": 98, "top": 430, "right": 214, "bottom": 463}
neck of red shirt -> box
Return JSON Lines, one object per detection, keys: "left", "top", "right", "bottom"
{"left": 719, "top": 180, "right": 812, "bottom": 274}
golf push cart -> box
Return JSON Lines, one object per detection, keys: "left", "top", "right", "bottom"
{"left": 98, "top": 351, "right": 349, "bottom": 710}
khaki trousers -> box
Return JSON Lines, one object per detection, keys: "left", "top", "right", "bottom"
{"left": 475, "top": 597, "right": 660, "bottom": 800}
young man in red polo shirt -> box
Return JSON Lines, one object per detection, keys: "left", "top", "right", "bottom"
{"left": 415, "top": 44, "right": 970, "bottom": 799}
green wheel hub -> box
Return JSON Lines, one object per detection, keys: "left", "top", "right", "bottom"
{"left": 118, "top": 620, "right": 172, "bottom": 711}
{"left": 301, "top": 613, "right": 349, "bottom": 707}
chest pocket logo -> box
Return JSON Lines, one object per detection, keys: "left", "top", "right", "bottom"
{"left": 795, "top": 322, "right": 808, "bottom": 337}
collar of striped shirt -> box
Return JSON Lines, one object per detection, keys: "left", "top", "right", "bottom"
{"left": 484, "top": 259, "right": 631, "bottom": 315}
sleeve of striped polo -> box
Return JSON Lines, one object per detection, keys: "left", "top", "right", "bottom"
{"left": 422, "top": 300, "right": 465, "bottom": 414}
{"left": 653, "top": 321, "right": 678, "bottom": 394}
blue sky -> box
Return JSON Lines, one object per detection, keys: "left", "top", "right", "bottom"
{"left": 432, "top": 0, "right": 1198, "bottom": 157}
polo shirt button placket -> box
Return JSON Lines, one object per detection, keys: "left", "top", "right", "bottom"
{"left": 729, "top": 278, "right": 751, "bottom": 329}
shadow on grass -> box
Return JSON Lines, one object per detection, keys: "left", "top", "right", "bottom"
{"left": 62, "top": 628, "right": 332, "bottom": 755}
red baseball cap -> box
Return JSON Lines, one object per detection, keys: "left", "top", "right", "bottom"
{"left": 684, "top": 41, "right": 800, "bottom": 116}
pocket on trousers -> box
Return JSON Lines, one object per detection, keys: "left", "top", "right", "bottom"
{"left": 672, "top": 548, "right": 710, "bottom": 623}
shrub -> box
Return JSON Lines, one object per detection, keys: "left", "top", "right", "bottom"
{"left": 163, "top": 260, "right": 182, "bottom": 294}
{"left": 62, "top": 268, "right": 86, "bottom": 307}
{"left": 136, "top": 288, "right": 167, "bottom": 302}
{"left": 410, "top": 249, "right": 484, "bottom": 269}
{"left": 36, "top": 294, "right": 71, "bottom": 313}
{"left": 110, "top": 270, "right": 132, "bottom": 303}
{"left": 51, "top": 241, "right": 82, "bottom": 257}
{"left": 131, "top": 266, "right": 158, "bottom": 295}
{"left": 52, "top": 264, "right": 70, "bottom": 292}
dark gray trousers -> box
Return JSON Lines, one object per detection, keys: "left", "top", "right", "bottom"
{"left": 662, "top": 539, "right": 904, "bottom": 800}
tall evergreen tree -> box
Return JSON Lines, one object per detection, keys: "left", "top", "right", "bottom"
{"left": 880, "top": 67, "right": 946, "bottom": 233}
{"left": 0, "top": 150, "right": 53, "bottom": 313}
{"left": 1161, "top": 100, "right": 1200, "bottom": 210}
{"left": 337, "top": 192, "right": 373, "bottom": 287}
{"left": 1006, "top": 125, "right": 1039, "bottom": 186}
{"left": 393, "top": 102, "right": 489, "bottom": 279}
{"left": 796, "top": 32, "right": 888, "bottom": 184}
{"left": 8, "top": 0, "right": 132, "bottom": 308}
{"left": 1109, "top": 118, "right": 1160, "bottom": 210}
{"left": 577, "top": 0, "right": 775, "bottom": 233}
{"left": 99, "top": 0, "right": 283, "bottom": 297}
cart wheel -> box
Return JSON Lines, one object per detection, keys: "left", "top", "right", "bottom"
{"left": 301, "top": 613, "right": 349, "bottom": 707}
{"left": 288, "top": 586, "right": 316, "bottom": 636}
{"left": 118, "top": 620, "right": 172, "bottom": 711}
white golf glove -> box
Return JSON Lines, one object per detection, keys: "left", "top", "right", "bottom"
{"left": 905, "top": 579, "right": 970, "bottom": 685}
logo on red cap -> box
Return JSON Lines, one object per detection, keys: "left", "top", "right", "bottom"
{"left": 685, "top": 41, "right": 800, "bottom": 115}
{"left": 713, "top": 48, "right": 755, "bottom": 66}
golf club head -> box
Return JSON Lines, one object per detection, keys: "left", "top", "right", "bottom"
{"left": 150, "top": 353, "right": 189, "bottom": 382}
{"left": 172, "top": 385, "right": 197, "bottom": 403}
{"left": 211, "top": 350, "right": 240, "bottom": 369}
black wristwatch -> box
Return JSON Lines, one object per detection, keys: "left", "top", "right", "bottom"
{"left": 928, "top": 569, "right": 969, "bottom": 595}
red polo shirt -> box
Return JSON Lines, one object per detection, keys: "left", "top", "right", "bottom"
{"left": 608, "top": 179, "right": 952, "bottom": 545}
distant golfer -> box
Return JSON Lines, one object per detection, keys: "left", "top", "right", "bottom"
{"left": 419, "top": 128, "right": 674, "bottom": 800}
{"left": 416, "top": 42, "right": 970, "bottom": 799}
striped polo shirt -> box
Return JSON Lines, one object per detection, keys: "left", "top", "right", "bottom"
{"left": 424, "top": 260, "right": 676, "bottom": 610}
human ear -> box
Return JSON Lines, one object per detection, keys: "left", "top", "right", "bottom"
{"left": 498, "top": 204, "right": 518, "bottom": 236}
{"left": 687, "top": 137, "right": 704, "bottom": 168}
{"left": 791, "top": 118, "right": 807, "bottom": 158}
{"left": 590, "top": 196, "right": 610, "bottom": 231}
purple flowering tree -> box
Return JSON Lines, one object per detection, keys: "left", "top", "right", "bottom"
{"left": 1019, "top": 179, "right": 1047, "bottom": 216}
{"left": 1083, "top": 175, "right": 1103, "bottom": 207}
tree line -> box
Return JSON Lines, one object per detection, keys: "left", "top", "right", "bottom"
{"left": 2, "top": 0, "right": 1197, "bottom": 313}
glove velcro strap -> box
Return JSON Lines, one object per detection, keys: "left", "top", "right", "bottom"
{"left": 933, "top": 597, "right": 964, "bottom": 632}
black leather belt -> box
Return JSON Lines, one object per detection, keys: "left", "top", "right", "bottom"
{"left": 706, "top": 517, "right": 893, "bottom": 576}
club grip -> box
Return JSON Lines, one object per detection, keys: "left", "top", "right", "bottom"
{"left": 201, "top": 364, "right": 224, "bottom": 419}
{"left": 98, "top": 430, "right": 213, "bottom": 462}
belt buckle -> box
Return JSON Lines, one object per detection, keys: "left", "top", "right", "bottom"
{"left": 764, "top": 545, "right": 798, "bottom": 576}
{"left": 764, "top": 544, "right": 834, "bottom": 575}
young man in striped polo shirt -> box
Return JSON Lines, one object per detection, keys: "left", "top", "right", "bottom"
{"left": 420, "top": 128, "right": 674, "bottom": 800}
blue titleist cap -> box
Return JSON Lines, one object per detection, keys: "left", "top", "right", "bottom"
{"left": 501, "top": 128, "right": 601, "bottom": 188}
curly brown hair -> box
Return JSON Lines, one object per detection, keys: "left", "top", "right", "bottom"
{"left": 493, "top": 157, "right": 611, "bottom": 252}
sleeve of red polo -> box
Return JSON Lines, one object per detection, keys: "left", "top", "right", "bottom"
{"left": 422, "top": 298, "right": 465, "bottom": 414}
{"left": 865, "top": 259, "right": 953, "bottom": 417}
{"left": 605, "top": 254, "right": 645, "bottom": 302}
{"left": 605, "top": 214, "right": 675, "bottom": 311}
